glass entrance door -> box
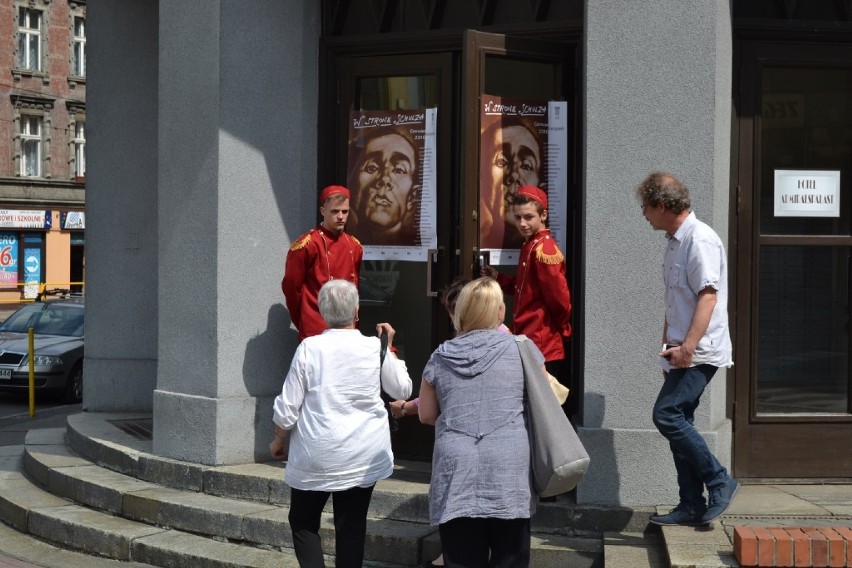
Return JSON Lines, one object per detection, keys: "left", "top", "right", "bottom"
{"left": 460, "top": 30, "right": 578, "bottom": 417}
{"left": 335, "top": 53, "right": 454, "bottom": 459}
{"left": 331, "top": 35, "right": 577, "bottom": 459}
{"left": 735, "top": 43, "right": 852, "bottom": 477}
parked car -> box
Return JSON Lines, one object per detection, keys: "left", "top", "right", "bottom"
{"left": 0, "top": 296, "right": 84, "bottom": 403}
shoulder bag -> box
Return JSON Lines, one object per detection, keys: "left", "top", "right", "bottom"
{"left": 516, "top": 335, "right": 590, "bottom": 497}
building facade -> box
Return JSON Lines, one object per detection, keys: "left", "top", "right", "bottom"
{"left": 85, "top": 0, "right": 852, "bottom": 507}
{"left": 0, "top": 0, "right": 86, "bottom": 302}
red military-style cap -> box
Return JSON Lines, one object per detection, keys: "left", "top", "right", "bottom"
{"left": 517, "top": 185, "right": 548, "bottom": 209}
{"left": 319, "top": 185, "right": 350, "bottom": 203}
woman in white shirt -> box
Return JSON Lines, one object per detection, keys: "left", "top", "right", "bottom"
{"left": 270, "top": 279, "right": 412, "bottom": 568}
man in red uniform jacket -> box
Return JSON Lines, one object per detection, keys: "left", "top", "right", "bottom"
{"left": 282, "top": 185, "right": 363, "bottom": 341}
{"left": 482, "top": 185, "right": 572, "bottom": 378}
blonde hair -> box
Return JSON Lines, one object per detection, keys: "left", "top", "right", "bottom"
{"left": 452, "top": 277, "right": 503, "bottom": 333}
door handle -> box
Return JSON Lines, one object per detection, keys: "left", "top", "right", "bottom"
{"left": 426, "top": 248, "right": 443, "bottom": 297}
{"left": 474, "top": 250, "right": 490, "bottom": 275}
{"left": 847, "top": 254, "right": 851, "bottom": 333}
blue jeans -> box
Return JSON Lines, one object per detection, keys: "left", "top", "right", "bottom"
{"left": 652, "top": 364, "right": 729, "bottom": 513}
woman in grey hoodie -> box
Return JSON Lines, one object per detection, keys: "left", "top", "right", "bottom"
{"left": 418, "top": 277, "right": 540, "bottom": 568}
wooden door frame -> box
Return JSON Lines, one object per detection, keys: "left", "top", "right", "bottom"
{"left": 733, "top": 39, "right": 852, "bottom": 479}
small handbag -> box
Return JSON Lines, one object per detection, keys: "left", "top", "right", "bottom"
{"left": 516, "top": 335, "right": 590, "bottom": 497}
{"left": 547, "top": 372, "right": 569, "bottom": 405}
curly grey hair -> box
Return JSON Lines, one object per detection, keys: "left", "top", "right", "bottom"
{"left": 635, "top": 171, "right": 691, "bottom": 214}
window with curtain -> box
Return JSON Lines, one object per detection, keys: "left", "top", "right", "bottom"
{"left": 73, "top": 17, "right": 85, "bottom": 77}
{"left": 17, "top": 7, "right": 41, "bottom": 71}
{"left": 20, "top": 115, "right": 42, "bottom": 177}
{"left": 74, "top": 121, "right": 86, "bottom": 178}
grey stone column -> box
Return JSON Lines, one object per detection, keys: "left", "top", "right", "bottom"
{"left": 86, "top": 0, "right": 318, "bottom": 464}
{"left": 85, "top": 0, "right": 159, "bottom": 411}
{"left": 153, "top": 0, "right": 320, "bottom": 465}
{"left": 579, "top": 0, "right": 733, "bottom": 506}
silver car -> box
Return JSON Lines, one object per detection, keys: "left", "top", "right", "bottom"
{"left": 0, "top": 298, "right": 84, "bottom": 403}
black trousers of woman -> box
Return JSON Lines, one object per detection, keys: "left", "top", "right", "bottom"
{"left": 438, "top": 517, "right": 531, "bottom": 568}
{"left": 288, "top": 484, "right": 375, "bottom": 568}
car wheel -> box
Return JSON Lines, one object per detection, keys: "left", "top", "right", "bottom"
{"left": 65, "top": 363, "right": 83, "bottom": 404}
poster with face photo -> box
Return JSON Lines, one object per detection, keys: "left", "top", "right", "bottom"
{"left": 347, "top": 108, "right": 437, "bottom": 261}
{"left": 479, "top": 96, "right": 568, "bottom": 265}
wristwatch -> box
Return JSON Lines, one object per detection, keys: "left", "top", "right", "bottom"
{"left": 399, "top": 402, "right": 407, "bottom": 417}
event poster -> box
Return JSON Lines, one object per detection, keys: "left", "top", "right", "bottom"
{"left": 347, "top": 108, "right": 437, "bottom": 262}
{"left": 479, "top": 95, "right": 568, "bottom": 265}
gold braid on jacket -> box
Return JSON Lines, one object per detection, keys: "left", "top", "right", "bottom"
{"left": 535, "top": 244, "right": 564, "bottom": 265}
{"left": 289, "top": 234, "right": 311, "bottom": 251}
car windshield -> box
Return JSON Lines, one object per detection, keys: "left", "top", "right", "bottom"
{"left": 0, "top": 303, "right": 84, "bottom": 337}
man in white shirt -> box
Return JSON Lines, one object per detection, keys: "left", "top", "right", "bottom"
{"left": 637, "top": 171, "right": 737, "bottom": 526}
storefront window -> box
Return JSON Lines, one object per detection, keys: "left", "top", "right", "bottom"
{"left": 0, "top": 231, "right": 46, "bottom": 295}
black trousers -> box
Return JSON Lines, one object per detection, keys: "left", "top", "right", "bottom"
{"left": 438, "top": 517, "right": 531, "bottom": 568}
{"left": 288, "top": 484, "right": 375, "bottom": 568}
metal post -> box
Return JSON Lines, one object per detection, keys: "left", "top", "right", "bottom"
{"left": 28, "top": 327, "right": 35, "bottom": 417}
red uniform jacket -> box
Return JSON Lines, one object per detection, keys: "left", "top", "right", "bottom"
{"left": 282, "top": 226, "right": 363, "bottom": 341}
{"left": 496, "top": 229, "right": 572, "bottom": 361}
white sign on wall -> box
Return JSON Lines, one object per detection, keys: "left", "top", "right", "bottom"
{"left": 774, "top": 170, "right": 840, "bottom": 218}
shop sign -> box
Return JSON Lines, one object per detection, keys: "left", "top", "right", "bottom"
{"left": 61, "top": 211, "right": 85, "bottom": 230}
{"left": 0, "top": 210, "right": 51, "bottom": 229}
{"left": 774, "top": 170, "right": 840, "bottom": 217}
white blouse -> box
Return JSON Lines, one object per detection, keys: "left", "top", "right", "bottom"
{"left": 272, "top": 328, "right": 413, "bottom": 491}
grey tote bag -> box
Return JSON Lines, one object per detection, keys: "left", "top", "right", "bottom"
{"left": 516, "top": 335, "right": 590, "bottom": 497}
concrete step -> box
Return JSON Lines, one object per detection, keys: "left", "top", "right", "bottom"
{"left": 603, "top": 530, "right": 669, "bottom": 568}
{"left": 0, "top": 521, "right": 156, "bottom": 568}
{"left": 63, "top": 413, "right": 653, "bottom": 537}
{"left": 0, "top": 445, "right": 299, "bottom": 568}
{"left": 658, "top": 520, "right": 739, "bottom": 568}
{"left": 24, "top": 428, "right": 432, "bottom": 566}
{"left": 20, "top": 420, "right": 607, "bottom": 567}
{"left": 64, "top": 413, "right": 435, "bottom": 522}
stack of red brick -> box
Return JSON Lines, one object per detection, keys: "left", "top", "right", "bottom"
{"left": 734, "top": 526, "right": 852, "bottom": 567}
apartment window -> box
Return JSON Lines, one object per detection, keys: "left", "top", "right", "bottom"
{"left": 74, "top": 121, "right": 85, "bottom": 178}
{"left": 67, "top": 102, "right": 85, "bottom": 179}
{"left": 17, "top": 8, "right": 42, "bottom": 72}
{"left": 20, "top": 116, "right": 42, "bottom": 177}
{"left": 72, "top": 17, "right": 86, "bottom": 77}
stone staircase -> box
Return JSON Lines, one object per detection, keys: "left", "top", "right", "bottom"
{"left": 0, "top": 412, "right": 659, "bottom": 567}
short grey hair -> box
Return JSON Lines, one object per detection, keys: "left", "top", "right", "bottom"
{"left": 318, "top": 280, "right": 359, "bottom": 328}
